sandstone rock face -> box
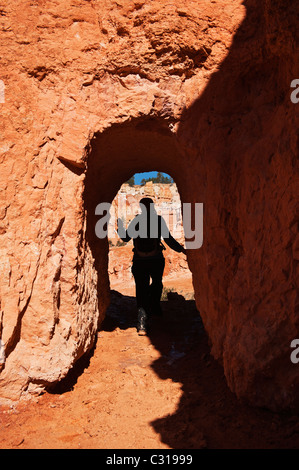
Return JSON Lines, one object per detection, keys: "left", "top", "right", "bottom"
{"left": 0, "top": 0, "right": 298, "bottom": 410}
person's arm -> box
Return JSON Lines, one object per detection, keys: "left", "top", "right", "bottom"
{"left": 160, "top": 216, "right": 186, "bottom": 253}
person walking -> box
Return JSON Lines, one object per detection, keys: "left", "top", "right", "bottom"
{"left": 117, "top": 197, "right": 186, "bottom": 335}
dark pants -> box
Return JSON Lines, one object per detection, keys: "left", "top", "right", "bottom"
{"left": 132, "top": 256, "right": 165, "bottom": 314}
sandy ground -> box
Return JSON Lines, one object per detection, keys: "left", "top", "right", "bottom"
{"left": 0, "top": 274, "right": 299, "bottom": 449}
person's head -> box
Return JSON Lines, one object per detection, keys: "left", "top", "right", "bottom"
{"left": 139, "top": 197, "right": 155, "bottom": 213}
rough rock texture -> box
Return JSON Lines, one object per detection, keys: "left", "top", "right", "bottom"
{"left": 0, "top": 0, "right": 298, "bottom": 409}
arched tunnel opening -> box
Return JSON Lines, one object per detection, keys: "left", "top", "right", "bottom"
{"left": 83, "top": 116, "right": 200, "bottom": 333}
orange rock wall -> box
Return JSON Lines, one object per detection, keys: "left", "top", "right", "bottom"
{"left": 0, "top": 0, "right": 298, "bottom": 409}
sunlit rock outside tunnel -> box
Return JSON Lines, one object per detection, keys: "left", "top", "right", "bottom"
{"left": 0, "top": 0, "right": 298, "bottom": 449}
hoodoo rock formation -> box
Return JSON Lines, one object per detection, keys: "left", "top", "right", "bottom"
{"left": 0, "top": 0, "right": 298, "bottom": 410}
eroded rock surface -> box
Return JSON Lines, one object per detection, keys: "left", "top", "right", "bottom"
{"left": 0, "top": 0, "right": 298, "bottom": 409}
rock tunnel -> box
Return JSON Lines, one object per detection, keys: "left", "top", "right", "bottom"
{"left": 0, "top": 0, "right": 298, "bottom": 412}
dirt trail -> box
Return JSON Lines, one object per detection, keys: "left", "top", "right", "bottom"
{"left": 0, "top": 281, "right": 299, "bottom": 449}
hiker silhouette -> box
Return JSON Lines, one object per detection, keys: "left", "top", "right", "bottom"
{"left": 117, "top": 197, "right": 186, "bottom": 335}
